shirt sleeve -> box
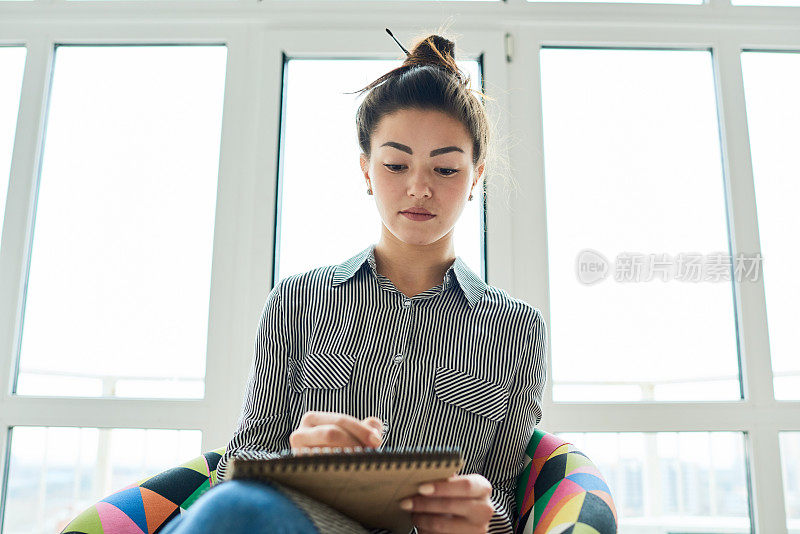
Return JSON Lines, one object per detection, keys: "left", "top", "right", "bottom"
{"left": 216, "top": 280, "right": 297, "bottom": 482}
{"left": 481, "top": 309, "right": 548, "bottom": 533}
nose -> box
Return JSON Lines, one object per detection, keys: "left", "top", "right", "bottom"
{"left": 407, "top": 169, "right": 432, "bottom": 199}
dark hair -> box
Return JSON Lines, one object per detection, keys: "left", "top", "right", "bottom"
{"left": 348, "top": 31, "right": 495, "bottom": 171}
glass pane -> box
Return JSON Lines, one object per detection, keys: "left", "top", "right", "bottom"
{"left": 277, "top": 59, "right": 485, "bottom": 283}
{"left": 740, "top": 51, "right": 800, "bottom": 401}
{"left": 540, "top": 48, "right": 738, "bottom": 402}
{"left": 557, "top": 431, "right": 751, "bottom": 533}
{"left": 0, "top": 46, "right": 27, "bottom": 256}
{"left": 780, "top": 432, "right": 800, "bottom": 533}
{"left": 14, "top": 45, "right": 227, "bottom": 398}
{"left": 2, "top": 426, "right": 202, "bottom": 534}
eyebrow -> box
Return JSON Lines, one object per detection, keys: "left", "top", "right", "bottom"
{"left": 380, "top": 141, "right": 464, "bottom": 157}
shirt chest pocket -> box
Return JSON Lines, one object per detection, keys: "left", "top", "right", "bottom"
{"left": 298, "top": 353, "right": 357, "bottom": 390}
{"left": 433, "top": 366, "right": 510, "bottom": 422}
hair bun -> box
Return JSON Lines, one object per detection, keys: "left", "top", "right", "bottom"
{"left": 408, "top": 35, "right": 455, "bottom": 64}
{"left": 404, "top": 35, "right": 465, "bottom": 84}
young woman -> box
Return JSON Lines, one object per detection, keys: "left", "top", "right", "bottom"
{"left": 161, "top": 31, "right": 547, "bottom": 534}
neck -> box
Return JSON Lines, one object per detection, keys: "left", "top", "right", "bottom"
{"left": 373, "top": 226, "right": 456, "bottom": 297}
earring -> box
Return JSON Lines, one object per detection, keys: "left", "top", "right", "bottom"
{"left": 367, "top": 188, "right": 373, "bottom": 195}
{"left": 468, "top": 193, "right": 473, "bottom": 201}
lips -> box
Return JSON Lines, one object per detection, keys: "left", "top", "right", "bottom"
{"left": 401, "top": 208, "right": 433, "bottom": 215}
{"left": 401, "top": 212, "right": 435, "bottom": 222}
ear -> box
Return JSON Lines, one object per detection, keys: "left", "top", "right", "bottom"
{"left": 360, "top": 153, "right": 371, "bottom": 188}
{"left": 471, "top": 161, "right": 485, "bottom": 193}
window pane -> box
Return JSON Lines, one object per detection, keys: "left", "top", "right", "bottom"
{"left": 780, "top": 432, "right": 800, "bottom": 532}
{"left": 740, "top": 51, "right": 800, "bottom": 401}
{"left": 277, "top": 59, "right": 485, "bottom": 283}
{"left": 540, "top": 48, "right": 738, "bottom": 402}
{"left": 14, "top": 45, "right": 227, "bottom": 398}
{"left": 557, "top": 431, "right": 751, "bottom": 533}
{"left": 2, "top": 426, "right": 202, "bottom": 534}
{"left": 0, "top": 46, "right": 27, "bottom": 256}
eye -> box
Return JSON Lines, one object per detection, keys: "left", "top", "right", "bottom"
{"left": 383, "top": 164, "right": 459, "bottom": 177}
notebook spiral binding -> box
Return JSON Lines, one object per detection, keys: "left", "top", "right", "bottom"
{"left": 231, "top": 445, "right": 462, "bottom": 477}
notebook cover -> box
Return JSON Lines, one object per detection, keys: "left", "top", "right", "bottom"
{"left": 229, "top": 446, "right": 464, "bottom": 534}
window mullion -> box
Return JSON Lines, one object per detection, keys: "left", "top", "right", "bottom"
{"left": 749, "top": 427, "right": 789, "bottom": 534}
{"left": 0, "top": 37, "right": 52, "bottom": 401}
{"left": 713, "top": 40, "right": 775, "bottom": 407}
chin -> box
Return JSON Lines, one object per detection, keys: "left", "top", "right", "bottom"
{"left": 382, "top": 214, "right": 451, "bottom": 246}
{"left": 388, "top": 228, "right": 444, "bottom": 247}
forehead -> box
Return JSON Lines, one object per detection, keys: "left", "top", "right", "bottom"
{"left": 373, "top": 109, "right": 471, "bottom": 148}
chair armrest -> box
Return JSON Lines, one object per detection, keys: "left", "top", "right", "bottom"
{"left": 60, "top": 447, "right": 226, "bottom": 534}
{"left": 514, "top": 429, "right": 618, "bottom": 533}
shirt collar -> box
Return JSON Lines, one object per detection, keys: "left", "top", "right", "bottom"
{"left": 332, "top": 243, "right": 487, "bottom": 309}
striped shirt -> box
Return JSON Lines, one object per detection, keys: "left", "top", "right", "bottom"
{"left": 215, "top": 243, "right": 548, "bottom": 534}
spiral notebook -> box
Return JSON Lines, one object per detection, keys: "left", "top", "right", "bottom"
{"left": 228, "top": 446, "right": 464, "bottom": 534}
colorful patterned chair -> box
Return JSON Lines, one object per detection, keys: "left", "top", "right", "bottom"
{"left": 60, "top": 428, "right": 617, "bottom": 534}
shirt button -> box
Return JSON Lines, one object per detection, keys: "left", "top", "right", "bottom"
{"left": 402, "top": 299, "right": 411, "bottom": 308}
{"left": 393, "top": 354, "right": 403, "bottom": 364}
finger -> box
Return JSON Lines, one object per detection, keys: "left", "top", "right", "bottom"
{"left": 363, "top": 416, "right": 383, "bottom": 432}
{"left": 417, "top": 474, "right": 492, "bottom": 498}
{"left": 401, "top": 496, "right": 487, "bottom": 518}
{"left": 301, "top": 411, "right": 382, "bottom": 447}
{"left": 292, "top": 445, "right": 361, "bottom": 456}
{"left": 298, "top": 424, "right": 372, "bottom": 450}
{"left": 412, "top": 511, "right": 480, "bottom": 534}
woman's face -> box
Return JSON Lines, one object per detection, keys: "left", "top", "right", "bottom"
{"left": 360, "top": 108, "right": 484, "bottom": 247}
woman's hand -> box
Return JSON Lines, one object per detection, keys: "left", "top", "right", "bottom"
{"left": 400, "top": 473, "right": 495, "bottom": 534}
{"left": 290, "top": 411, "right": 383, "bottom": 454}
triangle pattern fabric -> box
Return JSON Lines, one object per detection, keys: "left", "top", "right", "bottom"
{"left": 139, "top": 487, "right": 179, "bottom": 533}
{"left": 140, "top": 467, "right": 207, "bottom": 507}
{"left": 537, "top": 492, "right": 585, "bottom": 533}
{"left": 204, "top": 450, "right": 223, "bottom": 473}
{"left": 532, "top": 434, "right": 565, "bottom": 462}
{"left": 565, "top": 472, "right": 611, "bottom": 494}
{"left": 533, "top": 451, "right": 569, "bottom": 501}
{"left": 101, "top": 487, "right": 148, "bottom": 533}
{"left": 180, "top": 479, "right": 211, "bottom": 510}
{"left": 155, "top": 508, "right": 181, "bottom": 533}
{"left": 532, "top": 482, "right": 559, "bottom": 529}
{"left": 576, "top": 491, "right": 618, "bottom": 532}
{"left": 539, "top": 523, "right": 575, "bottom": 534}
{"left": 179, "top": 455, "right": 210, "bottom": 477}
{"left": 565, "top": 451, "right": 593, "bottom": 472}
{"left": 60, "top": 503, "right": 103, "bottom": 533}
{"left": 515, "top": 429, "right": 618, "bottom": 534}
{"left": 539, "top": 479, "right": 587, "bottom": 523}
{"left": 587, "top": 489, "right": 617, "bottom": 521}
{"left": 96, "top": 501, "right": 146, "bottom": 533}
{"left": 571, "top": 524, "right": 602, "bottom": 534}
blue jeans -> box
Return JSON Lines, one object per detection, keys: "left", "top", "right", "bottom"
{"left": 159, "top": 480, "right": 320, "bottom": 534}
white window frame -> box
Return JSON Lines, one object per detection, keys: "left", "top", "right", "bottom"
{"left": 0, "top": 4, "right": 798, "bottom": 534}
